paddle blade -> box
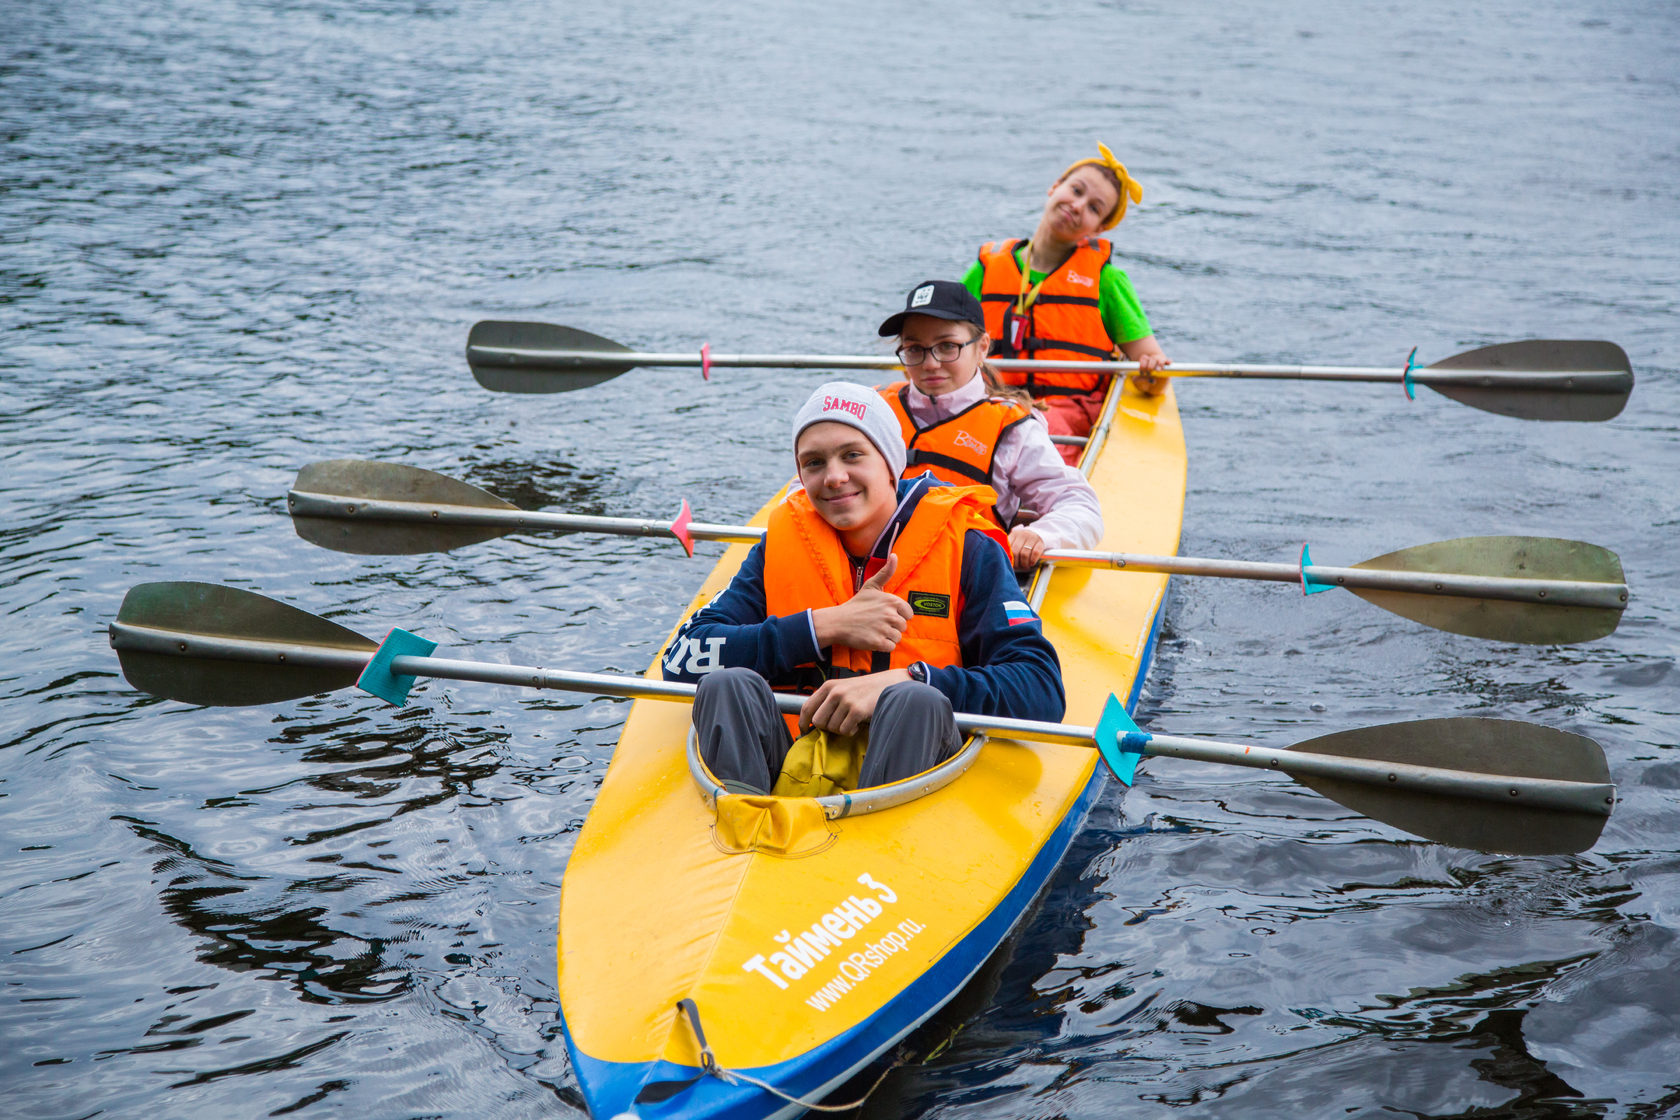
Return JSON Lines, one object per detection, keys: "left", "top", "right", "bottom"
{"left": 1292, "top": 717, "right": 1612, "bottom": 855}
{"left": 112, "top": 582, "right": 376, "bottom": 706}
{"left": 1427, "top": 340, "right": 1632, "bottom": 421}
{"left": 290, "top": 459, "right": 518, "bottom": 555}
{"left": 466, "top": 320, "right": 636, "bottom": 393}
{"left": 1350, "top": 536, "right": 1626, "bottom": 644}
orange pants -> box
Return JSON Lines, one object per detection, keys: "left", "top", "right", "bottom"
{"left": 1040, "top": 391, "right": 1107, "bottom": 465}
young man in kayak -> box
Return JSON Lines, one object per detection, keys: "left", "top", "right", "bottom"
{"left": 963, "top": 143, "right": 1172, "bottom": 463}
{"left": 875, "top": 279, "right": 1103, "bottom": 571}
{"left": 662, "top": 382, "right": 1065, "bottom": 793}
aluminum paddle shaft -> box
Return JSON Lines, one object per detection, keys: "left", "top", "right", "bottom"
{"left": 287, "top": 461, "right": 1629, "bottom": 645}
{"left": 289, "top": 488, "right": 759, "bottom": 545}
{"left": 316, "top": 654, "right": 1620, "bottom": 820}
{"left": 289, "top": 489, "right": 1625, "bottom": 611}
{"left": 107, "top": 584, "right": 1614, "bottom": 856}
{"left": 465, "top": 324, "right": 1633, "bottom": 421}
{"left": 1050, "top": 549, "right": 1627, "bottom": 610}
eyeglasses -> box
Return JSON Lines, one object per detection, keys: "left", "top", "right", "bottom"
{"left": 895, "top": 338, "right": 976, "bottom": 366}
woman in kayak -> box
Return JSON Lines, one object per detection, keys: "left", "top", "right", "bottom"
{"left": 662, "top": 381, "right": 1064, "bottom": 793}
{"left": 963, "top": 142, "right": 1171, "bottom": 462}
{"left": 874, "top": 279, "right": 1104, "bottom": 571}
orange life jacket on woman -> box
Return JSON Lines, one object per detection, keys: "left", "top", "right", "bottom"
{"left": 763, "top": 484, "right": 1006, "bottom": 686}
{"left": 878, "top": 381, "right": 1033, "bottom": 497}
{"left": 977, "top": 237, "right": 1117, "bottom": 396}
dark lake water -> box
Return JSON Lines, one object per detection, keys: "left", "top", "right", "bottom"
{"left": 4, "top": 1, "right": 1678, "bottom": 1116}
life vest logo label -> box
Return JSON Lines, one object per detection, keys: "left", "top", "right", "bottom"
{"left": 953, "top": 430, "right": 988, "bottom": 455}
{"left": 910, "top": 284, "right": 934, "bottom": 307}
{"left": 1066, "top": 269, "right": 1094, "bottom": 287}
{"left": 909, "top": 592, "right": 950, "bottom": 618}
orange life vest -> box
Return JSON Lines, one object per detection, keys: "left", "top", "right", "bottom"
{"left": 763, "top": 484, "right": 1006, "bottom": 685}
{"left": 877, "top": 381, "right": 1033, "bottom": 500}
{"left": 977, "top": 237, "right": 1117, "bottom": 395}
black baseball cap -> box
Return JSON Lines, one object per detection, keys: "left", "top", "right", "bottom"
{"left": 877, "top": 280, "right": 986, "bottom": 337}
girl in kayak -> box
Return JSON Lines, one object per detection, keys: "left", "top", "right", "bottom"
{"left": 963, "top": 143, "right": 1171, "bottom": 462}
{"left": 875, "top": 279, "right": 1103, "bottom": 571}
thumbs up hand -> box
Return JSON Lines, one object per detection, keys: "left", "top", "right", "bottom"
{"left": 811, "top": 554, "right": 913, "bottom": 652}
{"left": 859, "top": 553, "right": 897, "bottom": 593}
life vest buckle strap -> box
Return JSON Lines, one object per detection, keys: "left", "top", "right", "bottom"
{"left": 907, "top": 449, "right": 993, "bottom": 486}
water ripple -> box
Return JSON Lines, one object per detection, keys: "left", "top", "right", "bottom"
{"left": 6, "top": 0, "right": 1680, "bottom": 1116}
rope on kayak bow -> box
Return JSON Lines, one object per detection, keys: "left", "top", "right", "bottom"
{"left": 674, "top": 997, "right": 901, "bottom": 1112}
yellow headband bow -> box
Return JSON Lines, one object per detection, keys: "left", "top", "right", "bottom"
{"left": 1058, "top": 142, "right": 1143, "bottom": 230}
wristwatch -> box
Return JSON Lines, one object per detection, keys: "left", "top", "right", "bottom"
{"left": 906, "top": 661, "right": 929, "bottom": 685}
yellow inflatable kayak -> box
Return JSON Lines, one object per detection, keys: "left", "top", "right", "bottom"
{"left": 558, "top": 380, "right": 1186, "bottom": 1118}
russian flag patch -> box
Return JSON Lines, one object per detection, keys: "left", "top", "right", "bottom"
{"left": 1003, "top": 600, "right": 1037, "bottom": 627}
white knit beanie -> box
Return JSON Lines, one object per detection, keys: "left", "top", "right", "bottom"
{"left": 790, "top": 382, "right": 907, "bottom": 480}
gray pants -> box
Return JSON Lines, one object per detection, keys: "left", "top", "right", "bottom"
{"left": 694, "top": 667, "right": 961, "bottom": 794}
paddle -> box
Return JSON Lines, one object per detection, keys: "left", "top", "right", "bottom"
{"left": 108, "top": 581, "right": 1616, "bottom": 855}
{"left": 464, "top": 321, "right": 1633, "bottom": 422}
{"left": 287, "top": 461, "right": 1630, "bottom": 645}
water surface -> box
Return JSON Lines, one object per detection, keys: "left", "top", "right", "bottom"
{"left": 3, "top": 1, "right": 1678, "bottom": 1116}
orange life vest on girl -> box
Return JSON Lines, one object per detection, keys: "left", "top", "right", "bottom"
{"left": 763, "top": 484, "right": 1006, "bottom": 689}
{"left": 878, "top": 381, "right": 1033, "bottom": 496}
{"left": 977, "top": 237, "right": 1117, "bottom": 395}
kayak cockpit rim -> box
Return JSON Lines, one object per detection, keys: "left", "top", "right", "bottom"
{"left": 686, "top": 727, "right": 991, "bottom": 820}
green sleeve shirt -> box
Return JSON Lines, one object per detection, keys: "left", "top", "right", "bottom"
{"left": 962, "top": 249, "right": 1153, "bottom": 346}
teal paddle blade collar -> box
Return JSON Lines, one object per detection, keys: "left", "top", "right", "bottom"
{"left": 1300, "top": 544, "right": 1337, "bottom": 594}
{"left": 1095, "top": 692, "right": 1148, "bottom": 785}
{"left": 357, "top": 628, "right": 437, "bottom": 706}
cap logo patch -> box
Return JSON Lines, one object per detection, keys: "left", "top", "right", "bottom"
{"left": 910, "top": 284, "right": 935, "bottom": 308}
{"left": 822, "top": 395, "right": 868, "bottom": 419}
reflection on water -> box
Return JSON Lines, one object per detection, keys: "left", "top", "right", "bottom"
{"left": 5, "top": 0, "right": 1680, "bottom": 1116}
{"left": 141, "top": 813, "right": 410, "bottom": 1007}
{"left": 463, "top": 457, "right": 617, "bottom": 517}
